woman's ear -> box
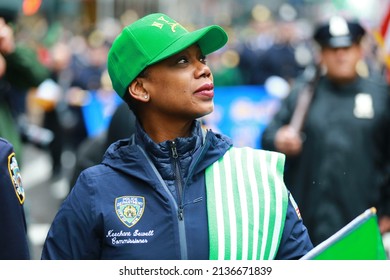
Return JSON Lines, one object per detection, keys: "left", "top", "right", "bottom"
{"left": 129, "top": 78, "right": 149, "bottom": 102}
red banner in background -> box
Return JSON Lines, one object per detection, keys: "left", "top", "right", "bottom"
{"left": 374, "top": 5, "right": 390, "bottom": 83}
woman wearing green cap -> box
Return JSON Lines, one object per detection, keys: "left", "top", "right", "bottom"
{"left": 41, "top": 13, "right": 313, "bottom": 260}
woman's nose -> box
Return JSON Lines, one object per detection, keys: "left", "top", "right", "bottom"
{"left": 195, "top": 61, "right": 211, "bottom": 78}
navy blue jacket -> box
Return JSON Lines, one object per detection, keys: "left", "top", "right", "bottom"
{"left": 41, "top": 121, "right": 312, "bottom": 259}
{"left": 0, "top": 138, "right": 30, "bottom": 259}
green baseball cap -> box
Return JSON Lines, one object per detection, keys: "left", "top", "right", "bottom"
{"left": 107, "top": 13, "right": 228, "bottom": 98}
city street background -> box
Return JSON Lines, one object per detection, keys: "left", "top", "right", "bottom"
{"left": 22, "top": 143, "right": 73, "bottom": 260}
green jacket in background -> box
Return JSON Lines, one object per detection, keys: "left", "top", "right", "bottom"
{"left": 0, "top": 44, "right": 50, "bottom": 162}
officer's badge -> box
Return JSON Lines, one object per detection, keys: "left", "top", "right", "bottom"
{"left": 8, "top": 153, "right": 25, "bottom": 204}
{"left": 354, "top": 93, "right": 374, "bottom": 119}
{"left": 329, "top": 16, "right": 349, "bottom": 37}
{"left": 115, "top": 196, "right": 145, "bottom": 228}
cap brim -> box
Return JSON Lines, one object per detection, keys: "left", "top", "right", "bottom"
{"left": 327, "top": 36, "right": 353, "bottom": 48}
{"left": 149, "top": 25, "right": 228, "bottom": 65}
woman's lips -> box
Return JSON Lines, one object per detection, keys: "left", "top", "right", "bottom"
{"left": 194, "top": 83, "right": 214, "bottom": 98}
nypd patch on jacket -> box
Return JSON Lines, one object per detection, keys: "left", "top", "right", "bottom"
{"left": 0, "top": 137, "right": 30, "bottom": 260}
{"left": 41, "top": 121, "right": 312, "bottom": 260}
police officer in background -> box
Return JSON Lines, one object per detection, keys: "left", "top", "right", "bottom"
{"left": 261, "top": 16, "right": 390, "bottom": 246}
{"left": 0, "top": 137, "right": 30, "bottom": 259}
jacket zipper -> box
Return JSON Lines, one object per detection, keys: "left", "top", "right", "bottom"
{"left": 170, "top": 141, "right": 184, "bottom": 220}
{"left": 170, "top": 141, "right": 188, "bottom": 259}
{"left": 136, "top": 129, "right": 212, "bottom": 259}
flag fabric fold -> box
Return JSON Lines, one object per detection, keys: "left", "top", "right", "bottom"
{"left": 301, "top": 208, "right": 388, "bottom": 260}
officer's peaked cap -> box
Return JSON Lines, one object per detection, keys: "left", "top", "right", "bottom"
{"left": 313, "top": 16, "right": 366, "bottom": 48}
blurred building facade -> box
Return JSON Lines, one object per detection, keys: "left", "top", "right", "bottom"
{"left": 7, "top": 1, "right": 389, "bottom": 32}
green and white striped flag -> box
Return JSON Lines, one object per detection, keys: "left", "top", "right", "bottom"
{"left": 205, "top": 147, "right": 288, "bottom": 260}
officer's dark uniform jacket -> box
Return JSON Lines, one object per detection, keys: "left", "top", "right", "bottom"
{"left": 262, "top": 75, "right": 390, "bottom": 245}
{"left": 0, "top": 138, "right": 30, "bottom": 259}
{"left": 42, "top": 120, "right": 312, "bottom": 260}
